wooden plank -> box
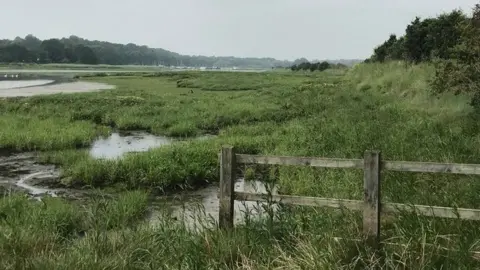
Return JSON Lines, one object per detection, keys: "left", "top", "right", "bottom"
{"left": 235, "top": 191, "right": 480, "bottom": 221}
{"left": 363, "top": 150, "right": 381, "bottom": 248}
{"left": 383, "top": 202, "right": 480, "bottom": 220}
{"left": 218, "top": 146, "right": 236, "bottom": 229}
{"left": 383, "top": 160, "right": 480, "bottom": 175}
{"left": 235, "top": 154, "right": 364, "bottom": 169}
{"left": 234, "top": 192, "right": 364, "bottom": 211}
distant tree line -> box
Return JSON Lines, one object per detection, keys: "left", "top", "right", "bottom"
{"left": 0, "top": 35, "right": 297, "bottom": 68}
{"left": 368, "top": 3, "right": 480, "bottom": 112}
{"left": 289, "top": 60, "right": 347, "bottom": 72}
{"left": 290, "top": 61, "right": 331, "bottom": 71}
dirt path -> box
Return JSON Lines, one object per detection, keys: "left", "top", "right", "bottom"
{"left": 0, "top": 81, "right": 115, "bottom": 97}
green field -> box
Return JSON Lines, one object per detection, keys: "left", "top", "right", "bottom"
{"left": 1, "top": 63, "right": 480, "bottom": 268}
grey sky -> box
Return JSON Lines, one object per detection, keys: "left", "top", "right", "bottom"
{"left": 1, "top": 0, "right": 478, "bottom": 60}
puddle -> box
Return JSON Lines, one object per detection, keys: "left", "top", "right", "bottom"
{"left": 90, "top": 131, "right": 172, "bottom": 159}
{"left": 89, "top": 131, "right": 216, "bottom": 159}
{"left": 149, "top": 178, "right": 278, "bottom": 229}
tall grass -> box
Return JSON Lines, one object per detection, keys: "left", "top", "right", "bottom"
{"left": 0, "top": 190, "right": 479, "bottom": 269}
{"left": 1, "top": 63, "right": 480, "bottom": 267}
{"left": 0, "top": 191, "right": 148, "bottom": 269}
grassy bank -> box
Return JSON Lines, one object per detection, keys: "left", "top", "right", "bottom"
{"left": 1, "top": 62, "right": 480, "bottom": 267}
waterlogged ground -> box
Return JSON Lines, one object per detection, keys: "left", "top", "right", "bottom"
{"left": 0, "top": 152, "right": 57, "bottom": 196}
{"left": 0, "top": 130, "right": 277, "bottom": 228}
{"left": 1, "top": 131, "right": 197, "bottom": 194}
{"left": 150, "top": 178, "right": 278, "bottom": 229}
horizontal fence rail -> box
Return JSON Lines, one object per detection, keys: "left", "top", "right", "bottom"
{"left": 383, "top": 161, "right": 480, "bottom": 174}
{"left": 236, "top": 154, "right": 364, "bottom": 169}
{"left": 218, "top": 146, "right": 480, "bottom": 248}
{"left": 219, "top": 153, "right": 480, "bottom": 174}
{"left": 231, "top": 153, "right": 480, "bottom": 174}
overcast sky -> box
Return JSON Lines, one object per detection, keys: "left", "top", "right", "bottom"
{"left": 1, "top": 0, "right": 478, "bottom": 60}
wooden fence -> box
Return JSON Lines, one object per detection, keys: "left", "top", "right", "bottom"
{"left": 218, "top": 145, "right": 480, "bottom": 247}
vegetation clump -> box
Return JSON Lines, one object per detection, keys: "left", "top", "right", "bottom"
{"left": 368, "top": 4, "right": 480, "bottom": 113}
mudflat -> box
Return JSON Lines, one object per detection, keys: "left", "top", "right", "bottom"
{"left": 0, "top": 81, "right": 115, "bottom": 97}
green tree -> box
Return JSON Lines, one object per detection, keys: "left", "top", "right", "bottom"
{"left": 0, "top": 44, "right": 35, "bottom": 62}
{"left": 64, "top": 46, "right": 78, "bottom": 63}
{"left": 74, "top": 45, "right": 98, "bottom": 64}
{"left": 41, "top": 38, "right": 65, "bottom": 63}
{"left": 0, "top": 34, "right": 304, "bottom": 68}
{"left": 318, "top": 61, "right": 331, "bottom": 71}
{"left": 431, "top": 4, "right": 480, "bottom": 109}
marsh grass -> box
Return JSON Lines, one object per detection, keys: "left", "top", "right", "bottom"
{"left": 0, "top": 189, "right": 479, "bottom": 269}
{"left": 1, "top": 63, "right": 480, "bottom": 268}
{"left": 6, "top": 63, "right": 480, "bottom": 202}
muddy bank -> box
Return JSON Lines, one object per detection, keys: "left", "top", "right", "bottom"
{"left": 0, "top": 152, "right": 65, "bottom": 199}
{"left": 0, "top": 81, "right": 115, "bottom": 97}
{"left": 0, "top": 79, "right": 55, "bottom": 90}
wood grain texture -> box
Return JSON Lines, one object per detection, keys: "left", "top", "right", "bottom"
{"left": 235, "top": 154, "right": 363, "bottom": 169}
{"left": 219, "top": 146, "right": 236, "bottom": 229}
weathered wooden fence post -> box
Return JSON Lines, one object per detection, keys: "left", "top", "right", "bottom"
{"left": 219, "top": 146, "right": 236, "bottom": 229}
{"left": 363, "top": 150, "right": 381, "bottom": 248}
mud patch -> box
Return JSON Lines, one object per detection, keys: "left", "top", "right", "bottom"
{"left": 0, "top": 152, "right": 65, "bottom": 199}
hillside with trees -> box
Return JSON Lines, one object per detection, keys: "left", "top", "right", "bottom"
{"left": 367, "top": 3, "right": 480, "bottom": 111}
{"left": 0, "top": 35, "right": 362, "bottom": 69}
{"left": 0, "top": 35, "right": 296, "bottom": 68}
{"left": 0, "top": 35, "right": 297, "bottom": 68}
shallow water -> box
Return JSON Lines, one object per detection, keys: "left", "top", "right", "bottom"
{"left": 90, "top": 131, "right": 172, "bottom": 159}
{"left": 1, "top": 131, "right": 274, "bottom": 228}
{"left": 87, "top": 131, "right": 278, "bottom": 228}
{"left": 149, "top": 178, "right": 278, "bottom": 229}
{"left": 0, "top": 79, "right": 54, "bottom": 89}
{"left": 89, "top": 131, "right": 215, "bottom": 159}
